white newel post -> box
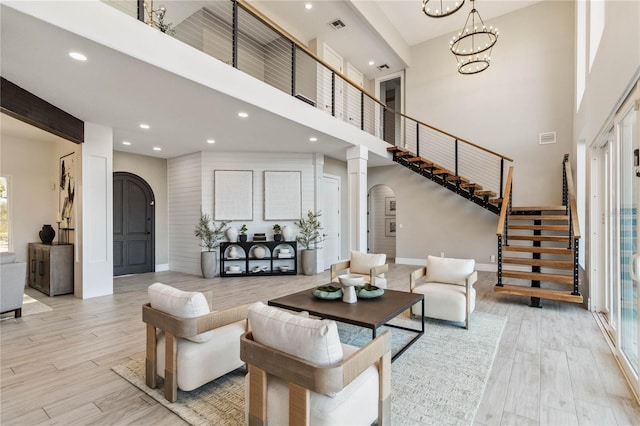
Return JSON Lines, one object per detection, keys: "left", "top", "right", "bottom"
{"left": 76, "top": 123, "right": 113, "bottom": 298}
{"left": 347, "top": 146, "right": 368, "bottom": 253}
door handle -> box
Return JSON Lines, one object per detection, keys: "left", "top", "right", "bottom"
{"left": 629, "top": 253, "right": 640, "bottom": 282}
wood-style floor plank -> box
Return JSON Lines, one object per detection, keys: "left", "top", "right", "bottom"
{"left": 1, "top": 264, "right": 638, "bottom": 425}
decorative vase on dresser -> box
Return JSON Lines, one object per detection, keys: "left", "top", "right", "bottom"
{"left": 226, "top": 226, "right": 238, "bottom": 243}
{"left": 39, "top": 225, "right": 55, "bottom": 244}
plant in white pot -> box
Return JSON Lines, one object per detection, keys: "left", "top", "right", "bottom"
{"left": 194, "top": 212, "right": 228, "bottom": 278}
{"left": 295, "top": 210, "right": 324, "bottom": 275}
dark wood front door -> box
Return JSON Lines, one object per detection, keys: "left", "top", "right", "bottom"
{"left": 113, "top": 172, "right": 155, "bottom": 276}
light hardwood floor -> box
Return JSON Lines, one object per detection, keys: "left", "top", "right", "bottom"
{"left": 1, "top": 263, "right": 639, "bottom": 425}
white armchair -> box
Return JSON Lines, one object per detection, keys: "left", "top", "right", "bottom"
{"left": 241, "top": 302, "right": 391, "bottom": 426}
{"left": 1, "top": 252, "right": 26, "bottom": 318}
{"left": 409, "top": 255, "right": 477, "bottom": 329}
{"left": 330, "top": 251, "right": 389, "bottom": 289}
{"left": 142, "top": 283, "right": 248, "bottom": 402}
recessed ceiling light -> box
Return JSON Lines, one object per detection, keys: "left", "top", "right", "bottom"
{"left": 69, "top": 51, "right": 87, "bottom": 61}
{"left": 368, "top": 60, "right": 375, "bottom": 66}
{"left": 305, "top": 3, "right": 313, "bottom": 10}
{"left": 238, "top": 112, "right": 249, "bottom": 118}
{"left": 122, "top": 141, "right": 132, "bottom": 146}
{"left": 207, "top": 139, "right": 216, "bottom": 144}
{"left": 153, "top": 147, "right": 162, "bottom": 151}
{"left": 309, "top": 137, "right": 318, "bottom": 142}
{"left": 139, "top": 123, "right": 150, "bottom": 129}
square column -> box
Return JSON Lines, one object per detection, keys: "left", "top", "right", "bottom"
{"left": 347, "top": 146, "right": 368, "bottom": 252}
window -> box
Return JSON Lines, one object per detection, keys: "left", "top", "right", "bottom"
{"left": 0, "top": 176, "right": 9, "bottom": 252}
{"left": 589, "top": 0, "right": 605, "bottom": 71}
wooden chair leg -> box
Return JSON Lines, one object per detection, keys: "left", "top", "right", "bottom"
{"left": 289, "top": 382, "right": 310, "bottom": 426}
{"left": 248, "top": 365, "right": 267, "bottom": 426}
{"left": 164, "top": 333, "right": 178, "bottom": 402}
{"left": 145, "top": 324, "right": 157, "bottom": 389}
{"left": 378, "top": 352, "right": 391, "bottom": 426}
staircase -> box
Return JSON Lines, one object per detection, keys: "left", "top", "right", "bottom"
{"left": 494, "top": 156, "right": 582, "bottom": 306}
{"left": 386, "top": 146, "right": 507, "bottom": 215}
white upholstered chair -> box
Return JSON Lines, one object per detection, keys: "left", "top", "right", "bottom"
{"left": 409, "top": 255, "right": 477, "bottom": 329}
{"left": 241, "top": 302, "right": 391, "bottom": 426}
{"left": 0, "top": 252, "right": 26, "bottom": 318}
{"left": 330, "top": 250, "right": 389, "bottom": 288}
{"left": 142, "top": 283, "right": 248, "bottom": 402}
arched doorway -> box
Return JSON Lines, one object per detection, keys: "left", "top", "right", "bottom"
{"left": 113, "top": 172, "right": 155, "bottom": 276}
{"left": 368, "top": 184, "right": 396, "bottom": 259}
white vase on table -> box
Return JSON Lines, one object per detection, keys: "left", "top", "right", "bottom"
{"left": 282, "top": 225, "right": 294, "bottom": 242}
{"left": 226, "top": 227, "right": 238, "bottom": 242}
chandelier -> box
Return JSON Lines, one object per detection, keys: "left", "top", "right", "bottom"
{"left": 422, "top": 0, "right": 465, "bottom": 18}
{"left": 449, "top": 0, "right": 498, "bottom": 74}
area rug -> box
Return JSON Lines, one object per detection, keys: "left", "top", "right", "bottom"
{"left": 112, "top": 311, "right": 505, "bottom": 425}
{"left": 0, "top": 294, "right": 52, "bottom": 320}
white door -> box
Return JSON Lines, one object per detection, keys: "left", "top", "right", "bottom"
{"left": 320, "top": 44, "right": 344, "bottom": 120}
{"left": 346, "top": 63, "right": 364, "bottom": 129}
{"left": 322, "top": 174, "right": 341, "bottom": 270}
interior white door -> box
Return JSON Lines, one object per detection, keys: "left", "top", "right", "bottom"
{"left": 322, "top": 175, "right": 341, "bottom": 270}
{"left": 321, "top": 44, "right": 344, "bottom": 120}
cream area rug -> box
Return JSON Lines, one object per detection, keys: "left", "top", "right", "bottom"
{"left": 113, "top": 311, "right": 506, "bottom": 426}
{"left": 0, "top": 293, "right": 52, "bottom": 320}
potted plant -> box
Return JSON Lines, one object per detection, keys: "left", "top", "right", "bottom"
{"left": 295, "top": 210, "right": 324, "bottom": 275}
{"left": 273, "top": 224, "right": 282, "bottom": 241}
{"left": 194, "top": 212, "right": 228, "bottom": 278}
{"left": 239, "top": 224, "right": 248, "bottom": 242}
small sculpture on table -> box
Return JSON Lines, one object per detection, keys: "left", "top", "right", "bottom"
{"left": 338, "top": 274, "right": 364, "bottom": 304}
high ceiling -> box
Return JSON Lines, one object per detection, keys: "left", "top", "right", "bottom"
{"left": 1, "top": 0, "right": 539, "bottom": 164}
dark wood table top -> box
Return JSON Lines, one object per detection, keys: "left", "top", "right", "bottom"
{"left": 268, "top": 287, "right": 423, "bottom": 330}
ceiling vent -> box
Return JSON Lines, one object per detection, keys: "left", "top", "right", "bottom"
{"left": 328, "top": 19, "right": 346, "bottom": 30}
{"left": 539, "top": 132, "right": 556, "bottom": 145}
{"left": 377, "top": 64, "right": 390, "bottom": 71}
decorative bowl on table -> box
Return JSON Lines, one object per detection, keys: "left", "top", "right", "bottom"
{"left": 313, "top": 285, "right": 343, "bottom": 300}
{"left": 279, "top": 266, "right": 289, "bottom": 272}
{"left": 356, "top": 284, "right": 385, "bottom": 299}
{"left": 337, "top": 274, "right": 365, "bottom": 286}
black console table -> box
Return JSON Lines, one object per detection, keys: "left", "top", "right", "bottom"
{"left": 220, "top": 241, "right": 297, "bottom": 277}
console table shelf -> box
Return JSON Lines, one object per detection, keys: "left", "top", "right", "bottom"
{"left": 220, "top": 241, "right": 297, "bottom": 277}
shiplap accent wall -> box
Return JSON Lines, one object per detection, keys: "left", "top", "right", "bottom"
{"left": 369, "top": 184, "right": 396, "bottom": 258}
{"left": 168, "top": 151, "right": 317, "bottom": 276}
{"left": 201, "top": 151, "right": 316, "bottom": 237}
{"left": 168, "top": 152, "right": 203, "bottom": 275}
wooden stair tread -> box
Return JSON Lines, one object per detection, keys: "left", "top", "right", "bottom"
{"left": 407, "top": 157, "right": 426, "bottom": 163}
{"left": 460, "top": 183, "right": 483, "bottom": 190}
{"left": 419, "top": 162, "right": 436, "bottom": 169}
{"left": 503, "top": 257, "right": 573, "bottom": 268}
{"left": 494, "top": 285, "right": 583, "bottom": 303}
{"left": 504, "top": 246, "right": 572, "bottom": 255}
{"left": 508, "top": 235, "right": 570, "bottom": 242}
{"left": 508, "top": 215, "right": 568, "bottom": 221}
{"left": 508, "top": 224, "right": 569, "bottom": 231}
{"left": 489, "top": 198, "right": 503, "bottom": 204}
{"left": 446, "top": 176, "right": 470, "bottom": 183}
{"left": 396, "top": 151, "right": 413, "bottom": 157}
{"left": 511, "top": 205, "right": 566, "bottom": 212}
{"left": 475, "top": 190, "right": 497, "bottom": 196}
{"left": 501, "top": 270, "right": 574, "bottom": 284}
{"left": 432, "top": 169, "right": 452, "bottom": 175}
{"left": 386, "top": 146, "right": 405, "bottom": 152}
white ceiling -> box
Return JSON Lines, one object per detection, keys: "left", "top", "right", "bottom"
{"left": 1, "top": 0, "right": 539, "bottom": 164}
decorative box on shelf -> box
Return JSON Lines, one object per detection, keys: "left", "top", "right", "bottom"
{"left": 220, "top": 241, "right": 297, "bottom": 277}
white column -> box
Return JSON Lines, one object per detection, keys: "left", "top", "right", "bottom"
{"left": 347, "top": 145, "right": 368, "bottom": 252}
{"left": 76, "top": 123, "right": 113, "bottom": 298}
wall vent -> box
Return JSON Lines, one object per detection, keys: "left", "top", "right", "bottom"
{"left": 377, "top": 64, "right": 390, "bottom": 71}
{"left": 328, "top": 19, "right": 346, "bottom": 30}
{"left": 539, "top": 131, "right": 556, "bottom": 145}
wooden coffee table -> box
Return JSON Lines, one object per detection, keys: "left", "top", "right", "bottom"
{"left": 268, "top": 287, "right": 424, "bottom": 362}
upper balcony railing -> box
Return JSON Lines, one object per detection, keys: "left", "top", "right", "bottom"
{"left": 103, "top": 0, "right": 512, "bottom": 196}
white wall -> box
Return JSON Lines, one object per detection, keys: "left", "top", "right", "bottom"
{"left": 167, "top": 152, "right": 202, "bottom": 275}
{"left": 369, "top": 184, "right": 396, "bottom": 258}
{"left": 405, "top": 1, "right": 575, "bottom": 207}
{"left": 0, "top": 120, "right": 67, "bottom": 262}
{"left": 113, "top": 151, "right": 169, "bottom": 268}
{"left": 369, "top": 165, "right": 498, "bottom": 266}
